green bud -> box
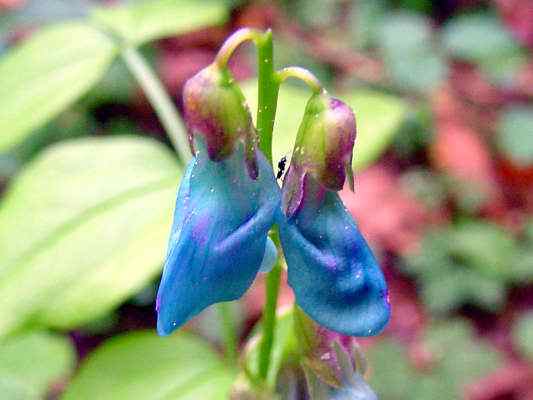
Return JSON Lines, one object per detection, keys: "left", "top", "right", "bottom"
{"left": 183, "top": 63, "right": 258, "bottom": 177}
{"left": 291, "top": 93, "right": 356, "bottom": 191}
{"left": 282, "top": 93, "right": 356, "bottom": 216}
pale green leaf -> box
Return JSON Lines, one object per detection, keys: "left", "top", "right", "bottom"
{"left": 497, "top": 106, "right": 533, "bottom": 167}
{"left": 245, "top": 308, "right": 298, "bottom": 388}
{"left": 0, "top": 331, "right": 76, "bottom": 400}
{"left": 442, "top": 14, "right": 525, "bottom": 84}
{"left": 0, "top": 22, "right": 116, "bottom": 151}
{"left": 91, "top": 0, "right": 228, "bottom": 45}
{"left": 513, "top": 312, "right": 533, "bottom": 360}
{"left": 0, "top": 136, "right": 180, "bottom": 336}
{"left": 378, "top": 13, "right": 447, "bottom": 91}
{"left": 367, "top": 320, "right": 502, "bottom": 400}
{"left": 242, "top": 82, "right": 406, "bottom": 170}
{"left": 62, "top": 331, "right": 235, "bottom": 400}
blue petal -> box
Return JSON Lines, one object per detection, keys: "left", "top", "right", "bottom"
{"left": 259, "top": 237, "right": 277, "bottom": 273}
{"left": 279, "top": 175, "right": 390, "bottom": 336}
{"left": 156, "top": 141, "right": 280, "bottom": 335}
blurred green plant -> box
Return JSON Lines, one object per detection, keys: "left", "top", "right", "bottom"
{"left": 367, "top": 319, "right": 503, "bottom": 399}
{"left": 0, "top": 136, "right": 180, "bottom": 337}
{"left": 496, "top": 106, "right": 533, "bottom": 168}
{"left": 513, "top": 312, "right": 533, "bottom": 361}
{"left": 63, "top": 331, "right": 236, "bottom": 399}
{"left": 442, "top": 13, "right": 527, "bottom": 85}
{"left": 403, "top": 221, "right": 533, "bottom": 313}
{"left": 0, "top": 0, "right": 228, "bottom": 153}
{"left": 377, "top": 12, "right": 447, "bottom": 93}
{"left": 0, "top": 331, "right": 75, "bottom": 399}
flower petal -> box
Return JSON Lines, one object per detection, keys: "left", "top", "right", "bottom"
{"left": 279, "top": 175, "right": 390, "bottom": 336}
{"left": 156, "top": 142, "right": 280, "bottom": 335}
{"left": 259, "top": 237, "right": 277, "bottom": 273}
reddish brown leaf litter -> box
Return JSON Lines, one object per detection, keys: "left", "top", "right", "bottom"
{"left": 497, "top": 0, "right": 533, "bottom": 50}
{"left": 466, "top": 362, "right": 533, "bottom": 400}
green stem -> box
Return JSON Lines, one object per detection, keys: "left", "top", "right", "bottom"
{"left": 255, "top": 30, "right": 283, "bottom": 383}
{"left": 215, "top": 28, "right": 261, "bottom": 69}
{"left": 122, "top": 47, "right": 191, "bottom": 165}
{"left": 276, "top": 66, "right": 323, "bottom": 94}
{"left": 256, "top": 30, "right": 279, "bottom": 164}
{"left": 258, "top": 256, "right": 282, "bottom": 381}
{"left": 217, "top": 302, "right": 238, "bottom": 365}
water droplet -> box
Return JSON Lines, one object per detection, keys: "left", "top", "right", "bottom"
{"left": 172, "top": 321, "right": 177, "bottom": 327}
{"left": 210, "top": 188, "right": 215, "bottom": 193}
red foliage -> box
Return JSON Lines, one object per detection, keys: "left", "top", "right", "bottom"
{"left": 0, "top": 0, "right": 24, "bottom": 10}
{"left": 496, "top": 0, "right": 533, "bottom": 50}
{"left": 430, "top": 120, "right": 504, "bottom": 209}
{"left": 466, "top": 362, "right": 533, "bottom": 400}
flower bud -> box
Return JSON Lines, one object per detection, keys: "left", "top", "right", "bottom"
{"left": 183, "top": 63, "right": 258, "bottom": 178}
{"left": 292, "top": 93, "right": 356, "bottom": 191}
{"left": 282, "top": 93, "right": 356, "bottom": 217}
{"left": 295, "top": 307, "right": 367, "bottom": 388}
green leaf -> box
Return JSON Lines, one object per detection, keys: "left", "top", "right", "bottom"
{"left": 497, "top": 106, "right": 533, "bottom": 167}
{"left": 404, "top": 221, "right": 518, "bottom": 313}
{"left": 513, "top": 312, "right": 533, "bottom": 360}
{"left": 242, "top": 82, "right": 406, "bottom": 170}
{"left": 442, "top": 14, "right": 525, "bottom": 84}
{"left": 63, "top": 331, "right": 235, "bottom": 400}
{"left": 378, "top": 13, "right": 447, "bottom": 92}
{"left": 451, "top": 222, "right": 517, "bottom": 280}
{"left": 0, "top": 136, "right": 180, "bottom": 336}
{"left": 0, "top": 22, "right": 116, "bottom": 152}
{"left": 245, "top": 308, "right": 298, "bottom": 388}
{"left": 0, "top": 331, "right": 76, "bottom": 400}
{"left": 424, "top": 320, "right": 502, "bottom": 387}
{"left": 91, "top": 0, "right": 228, "bottom": 46}
{"left": 367, "top": 320, "right": 502, "bottom": 400}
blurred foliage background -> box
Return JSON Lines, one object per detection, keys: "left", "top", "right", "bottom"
{"left": 0, "top": 0, "right": 532, "bottom": 399}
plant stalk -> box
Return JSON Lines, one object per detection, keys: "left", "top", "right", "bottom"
{"left": 256, "top": 30, "right": 279, "bottom": 164}
{"left": 122, "top": 46, "right": 191, "bottom": 165}
{"left": 218, "top": 302, "right": 238, "bottom": 365}
{"left": 255, "top": 30, "right": 283, "bottom": 383}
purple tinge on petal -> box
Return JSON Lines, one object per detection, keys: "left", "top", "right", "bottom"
{"left": 156, "top": 139, "right": 280, "bottom": 336}
{"left": 279, "top": 174, "right": 390, "bottom": 337}
{"left": 281, "top": 164, "right": 307, "bottom": 219}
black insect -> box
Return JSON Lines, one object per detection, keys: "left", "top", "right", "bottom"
{"left": 276, "top": 156, "right": 287, "bottom": 180}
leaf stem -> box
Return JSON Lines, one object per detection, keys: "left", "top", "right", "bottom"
{"left": 122, "top": 46, "right": 191, "bottom": 165}
{"left": 217, "top": 302, "right": 238, "bottom": 365}
{"left": 276, "top": 66, "right": 323, "bottom": 94}
{"left": 215, "top": 28, "right": 262, "bottom": 69}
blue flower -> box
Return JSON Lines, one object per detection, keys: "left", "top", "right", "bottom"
{"left": 279, "top": 172, "right": 389, "bottom": 337}
{"left": 156, "top": 64, "right": 389, "bottom": 338}
{"left": 156, "top": 139, "right": 280, "bottom": 335}
{"left": 278, "top": 93, "right": 390, "bottom": 337}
